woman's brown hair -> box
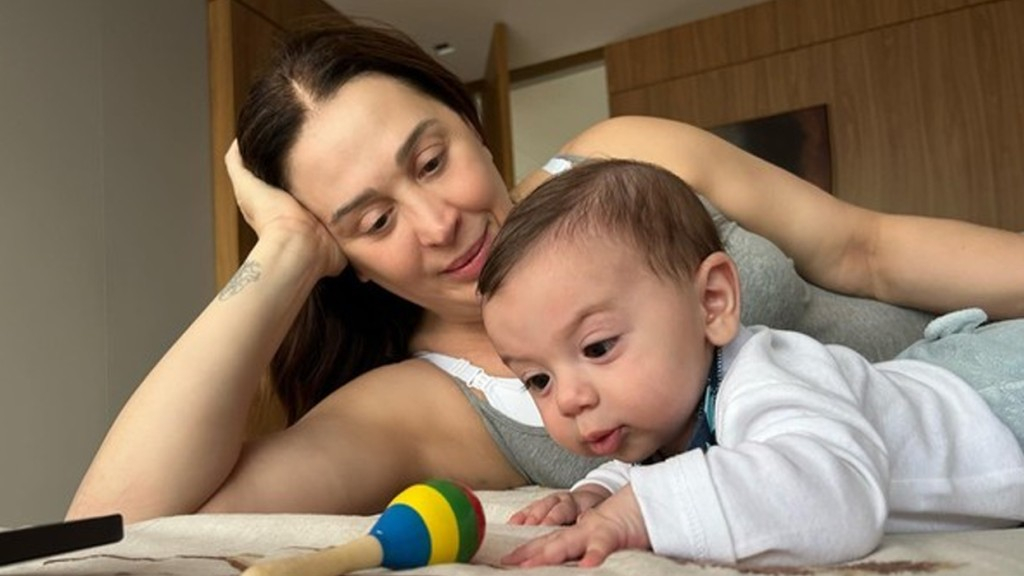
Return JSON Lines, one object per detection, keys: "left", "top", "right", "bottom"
{"left": 235, "top": 20, "right": 483, "bottom": 423}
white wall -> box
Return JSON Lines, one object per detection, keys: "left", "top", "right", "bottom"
{"left": 0, "top": 0, "right": 213, "bottom": 526}
{"left": 510, "top": 62, "right": 610, "bottom": 183}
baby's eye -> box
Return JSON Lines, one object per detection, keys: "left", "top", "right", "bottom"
{"left": 523, "top": 374, "right": 551, "bottom": 391}
{"left": 582, "top": 337, "right": 618, "bottom": 359}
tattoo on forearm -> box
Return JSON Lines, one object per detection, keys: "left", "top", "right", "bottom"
{"left": 218, "top": 261, "right": 262, "bottom": 301}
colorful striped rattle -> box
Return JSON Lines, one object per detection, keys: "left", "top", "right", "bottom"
{"left": 241, "top": 479, "right": 486, "bottom": 576}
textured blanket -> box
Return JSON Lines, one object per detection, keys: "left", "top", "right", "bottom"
{"left": 2, "top": 487, "right": 1022, "bottom": 575}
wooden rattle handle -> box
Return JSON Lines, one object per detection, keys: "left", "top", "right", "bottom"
{"left": 241, "top": 534, "right": 383, "bottom": 576}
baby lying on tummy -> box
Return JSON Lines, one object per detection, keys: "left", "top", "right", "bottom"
{"left": 477, "top": 159, "right": 1024, "bottom": 568}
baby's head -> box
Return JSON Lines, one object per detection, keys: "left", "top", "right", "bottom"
{"left": 479, "top": 159, "right": 741, "bottom": 462}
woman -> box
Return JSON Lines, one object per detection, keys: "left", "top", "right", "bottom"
{"left": 67, "top": 21, "right": 1024, "bottom": 524}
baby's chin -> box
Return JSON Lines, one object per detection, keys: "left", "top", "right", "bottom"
{"left": 618, "top": 442, "right": 667, "bottom": 464}
{"left": 573, "top": 440, "right": 660, "bottom": 464}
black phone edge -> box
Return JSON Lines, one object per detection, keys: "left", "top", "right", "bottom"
{"left": 0, "top": 513, "right": 124, "bottom": 567}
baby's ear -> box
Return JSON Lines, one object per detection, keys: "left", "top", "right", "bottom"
{"left": 696, "top": 251, "right": 741, "bottom": 347}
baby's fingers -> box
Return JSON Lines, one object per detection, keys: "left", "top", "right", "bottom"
{"left": 542, "top": 499, "right": 582, "bottom": 525}
{"left": 577, "top": 537, "right": 616, "bottom": 568}
{"left": 508, "top": 494, "right": 568, "bottom": 525}
{"left": 501, "top": 530, "right": 586, "bottom": 567}
{"left": 507, "top": 509, "right": 531, "bottom": 525}
{"left": 509, "top": 504, "right": 553, "bottom": 525}
{"left": 500, "top": 538, "right": 537, "bottom": 565}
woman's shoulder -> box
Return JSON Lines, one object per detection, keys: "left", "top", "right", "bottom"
{"left": 299, "top": 357, "right": 476, "bottom": 434}
{"left": 512, "top": 116, "right": 707, "bottom": 201}
{"left": 345, "top": 356, "right": 453, "bottom": 389}
{"left": 300, "top": 358, "right": 454, "bottom": 416}
{"left": 559, "top": 115, "right": 704, "bottom": 158}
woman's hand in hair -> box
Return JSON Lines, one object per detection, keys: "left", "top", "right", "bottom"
{"left": 225, "top": 140, "right": 347, "bottom": 277}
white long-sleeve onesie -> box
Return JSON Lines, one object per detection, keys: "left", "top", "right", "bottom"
{"left": 579, "top": 326, "right": 1024, "bottom": 566}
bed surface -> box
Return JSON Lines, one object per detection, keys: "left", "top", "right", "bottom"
{"left": 2, "top": 487, "right": 1022, "bottom": 575}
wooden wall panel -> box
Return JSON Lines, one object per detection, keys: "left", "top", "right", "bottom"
{"left": 970, "top": 0, "right": 1024, "bottom": 225}
{"left": 481, "top": 22, "right": 514, "bottom": 188}
{"left": 229, "top": 3, "right": 285, "bottom": 107}
{"left": 208, "top": 0, "right": 241, "bottom": 293}
{"left": 607, "top": 88, "right": 654, "bottom": 118}
{"left": 605, "top": 1, "right": 779, "bottom": 93}
{"left": 605, "top": 0, "right": 989, "bottom": 94}
{"left": 773, "top": 0, "right": 985, "bottom": 50}
{"left": 610, "top": 42, "right": 832, "bottom": 127}
{"left": 605, "top": 0, "right": 1024, "bottom": 231}
{"left": 606, "top": 0, "right": 991, "bottom": 92}
{"left": 829, "top": 1, "right": 1023, "bottom": 226}
{"left": 237, "top": 0, "right": 338, "bottom": 27}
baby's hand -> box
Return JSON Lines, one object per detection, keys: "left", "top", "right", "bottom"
{"left": 502, "top": 485, "right": 649, "bottom": 568}
{"left": 508, "top": 485, "right": 610, "bottom": 526}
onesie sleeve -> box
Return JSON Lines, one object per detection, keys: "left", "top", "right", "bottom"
{"left": 630, "top": 330, "right": 892, "bottom": 566}
{"left": 572, "top": 459, "right": 631, "bottom": 495}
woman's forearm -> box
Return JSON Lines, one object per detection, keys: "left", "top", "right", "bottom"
{"left": 868, "top": 214, "right": 1024, "bottom": 319}
{"left": 66, "top": 234, "right": 324, "bottom": 523}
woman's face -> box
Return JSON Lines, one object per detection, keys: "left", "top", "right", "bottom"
{"left": 287, "top": 74, "right": 512, "bottom": 321}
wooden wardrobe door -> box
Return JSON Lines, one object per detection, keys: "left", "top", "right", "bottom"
{"left": 480, "top": 22, "right": 515, "bottom": 188}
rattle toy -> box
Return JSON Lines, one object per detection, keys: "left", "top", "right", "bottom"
{"left": 242, "top": 479, "right": 486, "bottom": 576}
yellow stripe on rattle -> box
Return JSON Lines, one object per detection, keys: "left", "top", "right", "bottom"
{"left": 390, "top": 483, "right": 459, "bottom": 564}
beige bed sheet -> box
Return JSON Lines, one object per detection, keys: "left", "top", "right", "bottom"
{"left": 2, "top": 486, "right": 1022, "bottom": 575}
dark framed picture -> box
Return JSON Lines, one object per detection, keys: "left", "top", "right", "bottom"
{"left": 709, "top": 104, "right": 833, "bottom": 193}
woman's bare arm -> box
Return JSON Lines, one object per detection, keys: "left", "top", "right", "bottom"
{"left": 544, "top": 116, "right": 1023, "bottom": 319}
{"left": 199, "top": 360, "right": 526, "bottom": 516}
{"left": 66, "top": 232, "right": 326, "bottom": 523}
{"left": 70, "top": 304, "right": 525, "bottom": 523}
{"left": 68, "top": 145, "right": 346, "bottom": 523}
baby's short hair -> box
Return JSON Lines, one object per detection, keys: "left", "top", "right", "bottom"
{"left": 479, "top": 159, "right": 723, "bottom": 298}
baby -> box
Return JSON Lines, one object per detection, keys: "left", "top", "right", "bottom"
{"left": 477, "top": 159, "right": 1024, "bottom": 567}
